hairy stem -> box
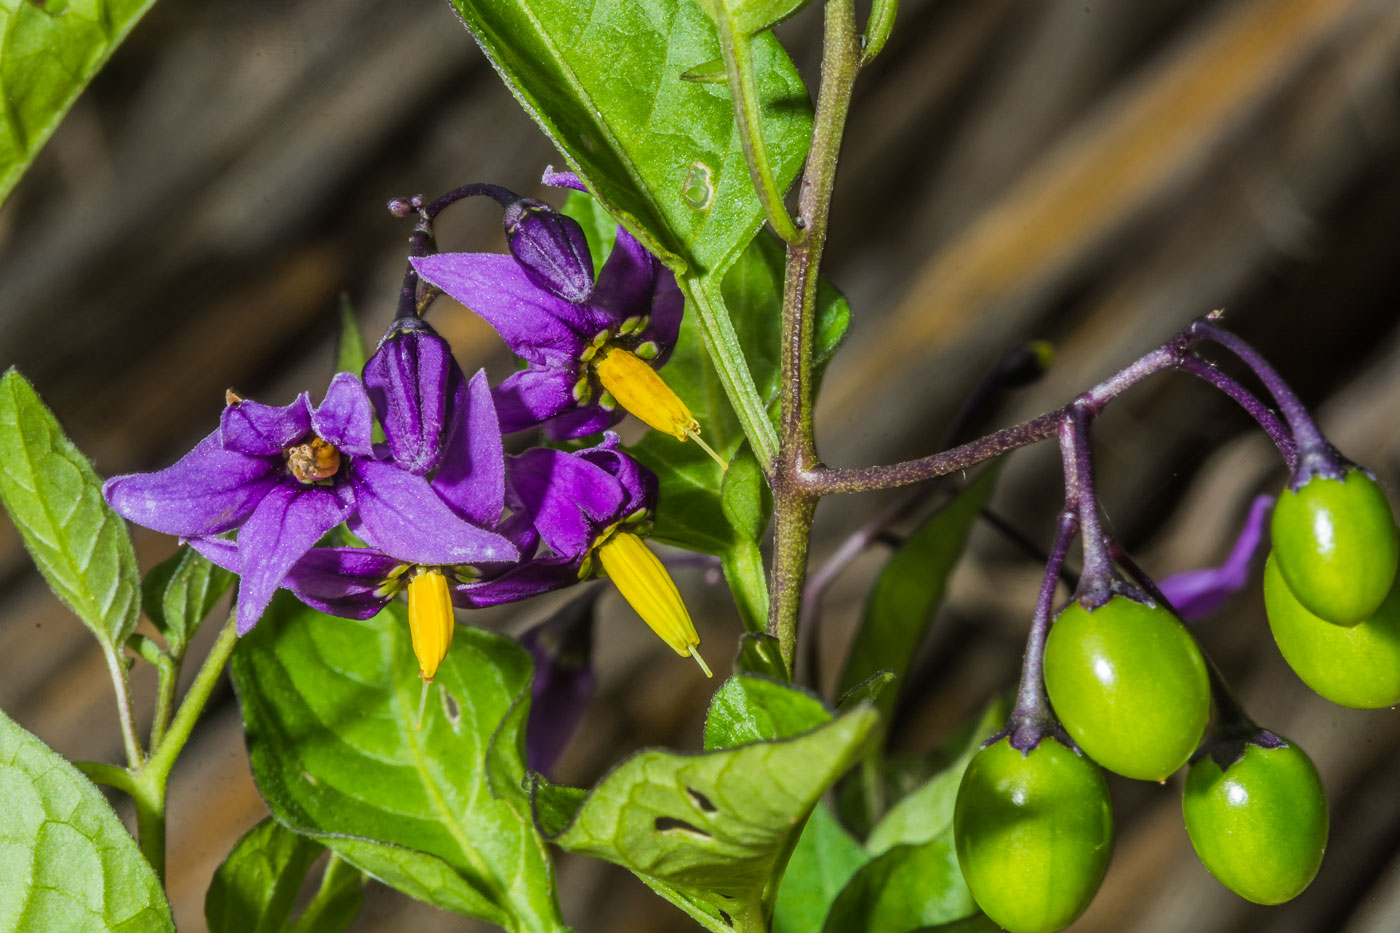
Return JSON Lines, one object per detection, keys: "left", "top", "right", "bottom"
{"left": 102, "top": 644, "right": 144, "bottom": 770}
{"left": 1006, "top": 509, "right": 1078, "bottom": 751}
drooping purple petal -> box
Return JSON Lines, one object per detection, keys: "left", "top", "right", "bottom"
{"left": 541, "top": 170, "right": 586, "bottom": 193}
{"left": 349, "top": 459, "right": 516, "bottom": 567}
{"left": 184, "top": 534, "right": 239, "bottom": 572}
{"left": 104, "top": 432, "right": 283, "bottom": 537}
{"left": 235, "top": 483, "right": 354, "bottom": 633}
{"left": 433, "top": 369, "right": 506, "bottom": 526}
{"left": 541, "top": 404, "right": 623, "bottom": 442}
{"left": 506, "top": 447, "right": 626, "bottom": 558}
{"left": 411, "top": 254, "right": 592, "bottom": 366}
{"left": 591, "top": 224, "right": 656, "bottom": 327}
{"left": 453, "top": 555, "right": 581, "bottom": 608}
{"left": 492, "top": 367, "right": 579, "bottom": 434}
{"left": 311, "top": 372, "right": 375, "bottom": 458}
{"left": 504, "top": 197, "right": 595, "bottom": 304}
{"left": 1159, "top": 494, "right": 1275, "bottom": 622}
{"left": 577, "top": 434, "right": 657, "bottom": 518}
{"left": 220, "top": 395, "right": 313, "bottom": 457}
{"left": 519, "top": 588, "right": 599, "bottom": 773}
{"left": 641, "top": 270, "right": 684, "bottom": 368}
{"left": 363, "top": 317, "right": 456, "bottom": 475}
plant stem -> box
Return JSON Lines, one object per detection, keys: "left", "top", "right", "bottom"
{"left": 1177, "top": 355, "right": 1297, "bottom": 467}
{"left": 1060, "top": 405, "right": 1114, "bottom": 601}
{"left": 149, "top": 651, "right": 180, "bottom": 750}
{"left": 714, "top": 25, "right": 804, "bottom": 245}
{"left": 102, "top": 643, "right": 144, "bottom": 770}
{"left": 1005, "top": 509, "right": 1078, "bottom": 751}
{"left": 767, "top": 0, "right": 862, "bottom": 674}
{"left": 289, "top": 854, "right": 363, "bottom": 933}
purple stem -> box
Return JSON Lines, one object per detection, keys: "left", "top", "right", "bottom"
{"left": 1177, "top": 355, "right": 1297, "bottom": 467}
{"left": 1060, "top": 406, "right": 1114, "bottom": 604}
{"left": 1003, "top": 508, "right": 1080, "bottom": 752}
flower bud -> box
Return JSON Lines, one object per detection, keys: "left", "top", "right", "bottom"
{"left": 363, "top": 316, "right": 456, "bottom": 476}
{"left": 503, "top": 197, "right": 595, "bottom": 303}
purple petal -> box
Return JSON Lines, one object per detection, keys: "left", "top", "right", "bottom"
{"left": 221, "top": 395, "right": 312, "bottom": 457}
{"left": 312, "top": 372, "right": 375, "bottom": 458}
{"left": 453, "top": 555, "right": 581, "bottom": 608}
{"left": 506, "top": 447, "right": 625, "bottom": 557}
{"left": 640, "top": 269, "right": 684, "bottom": 367}
{"left": 350, "top": 460, "right": 517, "bottom": 566}
{"left": 363, "top": 318, "right": 456, "bottom": 474}
{"left": 576, "top": 436, "right": 658, "bottom": 518}
{"left": 279, "top": 547, "right": 401, "bottom": 620}
{"left": 104, "top": 432, "right": 282, "bottom": 536}
{"left": 492, "top": 367, "right": 579, "bottom": 434}
{"left": 1159, "top": 494, "right": 1275, "bottom": 622}
{"left": 541, "top": 404, "right": 624, "bottom": 442}
{"left": 235, "top": 484, "right": 353, "bottom": 633}
{"left": 185, "top": 534, "right": 239, "bottom": 571}
{"left": 541, "top": 170, "right": 586, "bottom": 193}
{"left": 434, "top": 369, "right": 507, "bottom": 526}
{"left": 591, "top": 225, "right": 657, "bottom": 327}
{"left": 519, "top": 589, "right": 599, "bottom": 774}
{"left": 411, "top": 254, "right": 592, "bottom": 366}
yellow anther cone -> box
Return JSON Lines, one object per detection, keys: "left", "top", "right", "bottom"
{"left": 406, "top": 568, "right": 455, "bottom": 682}
{"left": 597, "top": 532, "right": 712, "bottom": 677}
{"left": 595, "top": 347, "right": 727, "bottom": 470}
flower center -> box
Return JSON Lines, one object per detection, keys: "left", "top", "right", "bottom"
{"left": 286, "top": 437, "right": 341, "bottom": 484}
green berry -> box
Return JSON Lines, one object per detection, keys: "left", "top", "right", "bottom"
{"left": 1182, "top": 740, "right": 1327, "bottom": 905}
{"left": 1263, "top": 552, "right": 1400, "bottom": 708}
{"left": 1044, "top": 596, "right": 1210, "bottom": 781}
{"left": 954, "top": 736, "right": 1113, "bottom": 933}
{"left": 1271, "top": 469, "right": 1398, "bottom": 625}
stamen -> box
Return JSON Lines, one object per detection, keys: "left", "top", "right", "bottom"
{"left": 595, "top": 348, "right": 725, "bottom": 470}
{"left": 406, "top": 568, "right": 455, "bottom": 683}
{"left": 286, "top": 437, "right": 341, "bottom": 483}
{"left": 596, "top": 532, "right": 711, "bottom": 677}
{"left": 416, "top": 680, "right": 431, "bottom": 731}
{"left": 684, "top": 427, "right": 729, "bottom": 471}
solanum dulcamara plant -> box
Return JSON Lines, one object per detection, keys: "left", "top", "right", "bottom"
{"left": 0, "top": 0, "right": 1394, "bottom": 931}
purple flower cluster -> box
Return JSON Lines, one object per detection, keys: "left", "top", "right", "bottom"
{"left": 104, "top": 173, "right": 709, "bottom": 693}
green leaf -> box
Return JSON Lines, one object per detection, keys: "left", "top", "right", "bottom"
{"left": 0, "top": 0, "right": 160, "bottom": 206}
{"left": 772, "top": 803, "right": 869, "bottom": 933}
{"left": 141, "top": 546, "right": 235, "bottom": 659}
{"left": 205, "top": 818, "right": 324, "bottom": 933}
{"left": 559, "top": 189, "right": 619, "bottom": 274}
{"left": 230, "top": 594, "right": 566, "bottom": 933}
{"left": 734, "top": 632, "right": 785, "bottom": 680}
{"left": 836, "top": 466, "right": 1002, "bottom": 724}
{"left": 0, "top": 368, "right": 140, "bottom": 650}
{"left": 289, "top": 855, "right": 363, "bottom": 933}
{"left": 820, "top": 832, "right": 976, "bottom": 933}
{"left": 0, "top": 707, "right": 173, "bottom": 932}
{"left": 835, "top": 671, "right": 895, "bottom": 713}
{"left": 865, "top": 700, "right": 1005, "bottom": 855}
{"left": 696, "top": 0, "right": 814, "bottom": 37}
{"left": 335, "top": 295, "right": 370, "bottom": 376}
{"left": 530, "top": 702, "right": 878, "bottom": 932}
{"left": 702, "top": 673, "right": 830, "bottom": 750}
{"left": 447, "top": 0, "right": 810, "bottom": 279}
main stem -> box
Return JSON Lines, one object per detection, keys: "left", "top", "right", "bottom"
{"left": 767, "top": 0, "right": 862, "bottom": 675}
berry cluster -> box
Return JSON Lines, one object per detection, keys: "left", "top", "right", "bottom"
{"left": 950, "top": 346, "right": 1398, "bottom": 932}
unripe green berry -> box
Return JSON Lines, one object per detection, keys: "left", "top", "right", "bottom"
{"left": 954, "top": 736, "right": 1113, "bottom": 933}
{"left": 1271, "top": 469, "right": 1398, "bottom": 625}
{"left": 1263, "top": 552, "right": 1400, "bottom": 708}
{"left": 1044, "top": 596, "right": 1210, "bottom": 781}
{"left": 1182, "top": 740, "right": 1327, "bottom": 905}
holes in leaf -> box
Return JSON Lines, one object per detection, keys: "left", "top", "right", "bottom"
{"left": 441, "top": 691, "right": 461, "bottom": 731}
{"left": 686, "top": 787, "right": 717, "bottom": 813}
{"left": 654, "top": 817, "right": 711, "bottom": 838}
{"left": 718, "top": 909, "right": 734, "bottom": 927}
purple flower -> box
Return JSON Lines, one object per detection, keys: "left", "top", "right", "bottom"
{"left": 410, "top": 173, "right": 709, "bottom": 454}
{"left": 1159, "top": 494, "right": 1275, "bottom": 621}
{"left": 518, "top": 589, "right": 599, "bottom": 774}
{"left": 460, "top": 434, "right": 712, "bottom": 676}
{"left": 105, "top": 373, "right": 515, "bottom": 634}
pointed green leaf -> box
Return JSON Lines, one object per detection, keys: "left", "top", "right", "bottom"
{"left": 335, "top": 296, "right": 370, "bottom": 376}
{"left": 447, "top": 0, "right": 811, "bottom": 279}
{"left": 865, "top": 700, "right": 1005, "bottom": 855}
{"left": 696, "top": 0, "right": 814, "bottom": 37}
{"left": 821, "top": 832, "right": 976, "bottom": 933}
{"left": 0, "top": 0, "right": 160, "bottom": 206}
{"left": 230, "top": 594, "right": 566, "bottom": 933}
{"left": 0, "top": 708, "right": 173, "bottom": 932}
{"left": 205, "top": 818, "right": 324, "bottom": 933}
{"left": 0, "top": 368, "right": 140, "bottom": 650}
{"left": 772, "top": 803, "right": 869, "bottom": 933}
{"left": 530, "top": 702, "right": 878, "bottom": 932}
{"left": 560, "top": 190, "right": 618, "bottom": 274}
{"left": 835, "top": 671, "right": 895, "bottom": 713}
{"left": 141, "top": 546, "right": 235, "bottom": 659}
{"left": 702, "top": 674, "right": 829, "bottom": 750}
{"left": 837, "top": 466, "right": 1002, "bottom": 722}
{"left": 288, "top": 854, "right": 363, "bottom": 933}
{"left": 733, "top": 632, "right": 786, "bottom": 680}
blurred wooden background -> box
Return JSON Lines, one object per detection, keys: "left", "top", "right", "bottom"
{"left": 3, "top": 0, "right": 1400, "bottom": 929}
